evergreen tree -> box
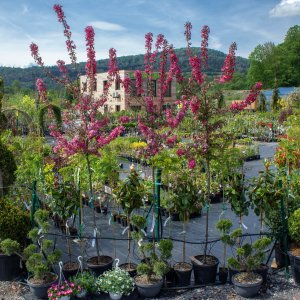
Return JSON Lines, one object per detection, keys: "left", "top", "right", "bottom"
{"left": 258, "top": 93, "right": 267, "bottom": 112}
{"left": 271, "top": 87, "right": 279, "bottom": 112}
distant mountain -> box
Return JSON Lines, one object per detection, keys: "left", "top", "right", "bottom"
{"left": 0, "top": 47, "right": 248, "bottom": 90}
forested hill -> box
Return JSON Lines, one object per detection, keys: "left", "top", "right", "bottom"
{"left": 0, "top": 47, "right": 248, "bottom": 90}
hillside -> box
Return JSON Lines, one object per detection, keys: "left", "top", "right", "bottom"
{"left": 0, "top": 47, "right": 248, "bottom": 90}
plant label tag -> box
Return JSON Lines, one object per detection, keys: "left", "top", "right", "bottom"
{"left": 92, "top": 229, "right": 97, "bottom": 247}
{"left": 242, "top": 222, "right": 248, "bottom": 230}
{"left": 104, "top": 185, "right": 112, "bottom": 194}
{"left": 163, "top": 216, "right": 171, "bottom": 227}
{"left": 122, "top": 226, "right": 129, "bottom": 235}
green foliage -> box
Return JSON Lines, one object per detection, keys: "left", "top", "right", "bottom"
{"left": 0, "top": 198, "right": 30, "bottom": 246}
{"left": 70, "top": 271, "right": 97, "bottom": 294}
{"left": 0, "top": 239, "right": 20, "bottom": 256}
{"left": 0, "top": 140, "right": 17, "bottom": 194}
{"left": 96, "top": 268, "right": 135, "bottom": 296}
{"left": 216, "top": 219, "right": 233, "bottom": 243}
{"left": 288, "top": 208, "right": 300, "bottom": 246}
{"left": 130, "top": 215, "right": 146, "bottom": 230}
{"left": 137, "top": 239, "right": 173, "bottom": 281}
{"left": 271, "top": 87, "right": 279, "bottom": 112}
{"left": 24, "top": 209, "right": 61, "bottom": 280}
{"left": 38, "top": 104, "right": 62, "bottom": 134}
{"left": 114, "top": 166, "right": 147, "bottom": 215}
{"left": 248, "top": 25, "right": 300, "bottom": 88}
{"left": 228, "top": 237, "right": 271, "bottom": 272}
{"left": 258, "top": 93, "right": 267, "bottom": 112}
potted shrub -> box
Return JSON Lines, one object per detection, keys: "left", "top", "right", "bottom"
{"left": 114, "top": 165, "right": 147, "bottom": 276}
{"left": 47, "top": 281, "right": 82, "bottom": 300}
{"left": 135, "top": 239, "right": 173, "bottom": 298}
{"left": 70, "top": 271, "right": 97, "bottom": 298}
{"left": 228, "top": 237, "right": 271, "bottom": 298}
{"left": 288, "top": 208, "right": 300, "bottom": 284}
{"left": 23, "top": 209, "right": 62, "bottom": 299}
{"left": 0, "top": 198, "right": 30, "bottom": 281}
{"left": 96, "top": 267, "right": 135, "bottom": 300}
{"left": 169, "top": 168, "right": 200, "bottom": 286}
{"left": 216, "top": 219, "right": 234, "bottom": 283}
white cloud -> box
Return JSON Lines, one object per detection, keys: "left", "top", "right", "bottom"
{"left": 269, "top": 0, "right": 300, "bottom": 17}
{"left": 209, "top": 35, "right": 222, "bottom": 50}
{"left": 89, "top": 21, "right": 125, "bottom": 31}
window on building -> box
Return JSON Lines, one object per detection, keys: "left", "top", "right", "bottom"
{"left": 164, "top": 82, "right": 172, "bottom": 97}
{"left": 115, "top": 105, "right": 121, "bottom": 112}
{"left": 130, "top": 105, "right": 141, "bottom": 112}
{"left": 103, "top": 80, "right": 108, "bottom": 91}
{"left": 93, "top": 79, "right": 97, "bottom": 92}
{"left": 151, "top": 80, "right": 156, "bottom": 97}
{"left": 82, "top": 81, "right": 87, "bottom": 92}
{"left": 115, "top": 78, "right": 120, "bottom": 90}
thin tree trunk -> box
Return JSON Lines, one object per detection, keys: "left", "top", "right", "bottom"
{"left": 204, "top": 158, "right": 210, "bottom": 262}
{"left": 86, "top": 153, "right": 100, "bottom": 264}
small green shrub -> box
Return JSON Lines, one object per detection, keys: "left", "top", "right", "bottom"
{"left": 70, "top": 271, "right": 97, "bottom": 294}
{"left": 288, "top": 208, "right": 300, "bottom": 246}
{"left": 0, "top": 239, "right": 20, "bottom": 256}
{"left": 0, "top": 198, "right": 30, "bottom": 246}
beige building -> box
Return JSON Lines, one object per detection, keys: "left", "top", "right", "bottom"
{"left": 80, "top": 70, "right": 177, "bottom": 113}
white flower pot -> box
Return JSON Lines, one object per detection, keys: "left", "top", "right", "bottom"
{"left": 109, "top": 292, "right": 122, "bottom": 300}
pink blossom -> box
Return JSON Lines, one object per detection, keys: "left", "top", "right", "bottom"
{"left": 188, "top": 159, "right": 196, "bottom": 169}
{"left": 30, "top": 43, "right": 44, "bottom": 66}
{"left": 189, "top": 56, "right": 204, "bottom": 85}
{"left": 176, "top": 148, "right": 186, "bottom": 156}
{"left": 134, "top": 70, "right": 144, "bottom": 96}
{"left": 122, "top": 76, "right": 132, "bottom": 94}
{"left": 108, "top": 48, "right": 118, "bottom": 77}
{"left": 219, "top": 42, "right": 237, "bottom": 83}
{"left": 184, "top": 21, "right": 192, "bottom": 55}
{"left": 201, "top": 25, "right": 210, "bottom": 68}
{"left": 119, "top": 116, "right": 130, "bottom": 124}
{"left": 168, "top": 47, "right": 183, "bottom": 83}
{"left": 166, "top": 135, "right": 177, "bottom": 146}
{"left": 57, "top": 60, "right": 68, "bottom": 80}
{"left": 85, "top": 26, "right": 97, "bottom": 92}
{"left": 190, "top": 96, "right": 200, "bottom": 114}
{"left": 36, "top": 78, "right": 47, "bottom": 103}
{"left": 144, "top": 32, "right": 153, "bottom": 76}
{"left": 145, "top": 96, "right": 154, "bottom": 113}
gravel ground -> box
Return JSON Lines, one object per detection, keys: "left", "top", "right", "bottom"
{"left": 2, "top": 269, "right": 300, "bottom": 299}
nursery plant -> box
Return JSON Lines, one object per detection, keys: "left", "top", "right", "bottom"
{"left": 47, "top": 281, "right": 82, "bottom": 300}
{"left": 228, "top": 237, "right": 271, "bottom": 297}
{"left": 96, "top": 267, "right": 135, "bottom": 299}
{"left": 134, "top": 234, "right": 173, "bottom": 297}
{"left": 69, "top": 271, "right": 97, "bottom": 296}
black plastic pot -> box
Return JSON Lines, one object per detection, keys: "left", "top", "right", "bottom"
{"left": 119, "top": 263, "right": 137, "bottom": 277}
{"left": 232, "top": 272, "right": 263, "bottom": 298}
{"left": 275, "top": 243, "right": 290, "bottom": 268}
{"left": 219, "top": 267, "right": 228, "bottom": 284}
{"left": 191, "top": 255, "right": 219, "bottom": 284}
{"left": 135, "top": 275, "right": 163, "bottom": 298}
{"left": 165, "top": 267, "right": 175, "bottom": 287}
{"left": 27, "top": 274, "right": 58, "bottom": 299}
{"left": 174, "top": 262, "right": 192, "bottom": 286}
{"left": 86, "top": 255, "right": 113, "bottom": 276}
{"left": 171, "top": 212, "right": 180, "bottom": 221}
{"left": 190, "top": 209, "right": 202, "bottom": 219}
{"left": 62, "top": 262, "right": 79, "bottom": 279}
{"left": 288, "top": 251, "right": 300, "bottom": 284}
{"left": 255, "top": 264, "right": 268, "bottom": 285}
{"left": 0, "top": 254, "right": 22, "bottom": 281}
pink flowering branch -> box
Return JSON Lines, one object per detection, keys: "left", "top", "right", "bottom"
{"left": 219, "top": 42, "right": 237, "bottom": 83}
{"left": 201, "top": 25, "right": 210, "bottom": 68}
{"left": 85, "top": 26, "right": 97, "bottom": 92}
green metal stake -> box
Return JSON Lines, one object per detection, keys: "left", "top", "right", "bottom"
{"left": 279, "top": 179, "right": 289, "bottom": 279}
{"left": 155, "top": 168, "right": 162, "bottom": 241}
{"left": 30, "top": 181, "right": 39, "bottom": 227}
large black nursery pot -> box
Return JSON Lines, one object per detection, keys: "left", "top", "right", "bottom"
{"left": 86, "top": 255, "right": 113, "bottom": 276}
{"left": 191, "top": 255, "right": 219, "bottom": 284}
{"left": 135, "top": 275, "right": 163, "bottom": 298}
{"left": 62, "top": 261, "right": 79, "bottom": 279}
{"left": 218, "top": 267, "right": 228, "bottom": 284}
{"left": 0, "top": 253, "right": 22, "bottom": 281}
{"left": 174, "top": 262, "right": 192, "bottom": 286}
{"left": 232, "top": 272, "right": 263, "bottom": 298}
{"left": 255, "top": 264, "right": 268, "bottom": 285}
{"left": 27, "top": 273, "right": 58, "bottom": 299}
{"left": 165, "top": 267, "right": 176, "bottom": 287}
{"left": 288, "top": 251, "right": 300, "bottom": 284}
{"left": 119, "top": 263, "right": 137, "bottom": 277}
{"left": 275, "top": 242, "right": 290, "bottom": 268}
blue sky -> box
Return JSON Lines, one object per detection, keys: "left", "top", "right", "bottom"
{"left": 0, "top": 0, "right": 300, "bottom": 67}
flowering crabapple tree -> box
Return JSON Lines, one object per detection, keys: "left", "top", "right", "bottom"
{"left": 30, "top": 4, "right": 127, "bottom": 263}
{"left": 170, "top": 22, "right": 262, "bottom": 262}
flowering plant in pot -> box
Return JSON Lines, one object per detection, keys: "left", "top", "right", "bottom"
{"left": 228, "top": 237, "right": 271, "bottom": 298}
{"left": 96, "top": 267, "right": 135, "bottom": 300}
{"left": 288, "top": 208, "right": 300, "bottom": 284}
{"left": 134, "top": 238, "right": 173, "bottom": 298}
{"left": 47, "top": 281, "right": 82, "bottom": 300}
{"left": 69, "top": 271, "right": 97, "bottom": 297}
